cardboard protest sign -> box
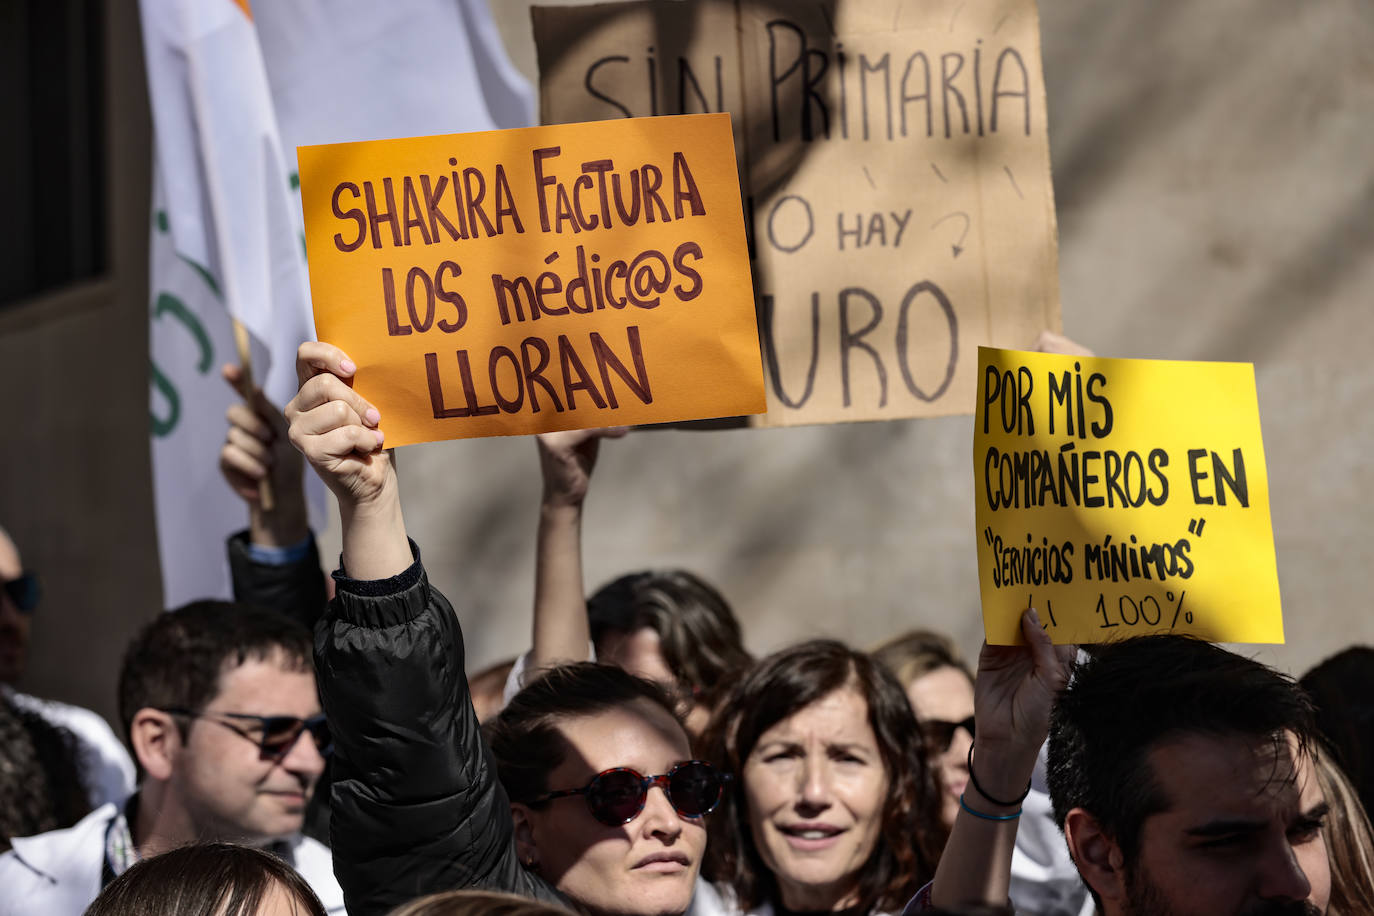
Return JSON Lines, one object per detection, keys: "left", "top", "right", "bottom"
{"left": 973, "top": 347, "right": 1283, "bottom": 646}
{"left": 297, "top": 113, "right": 765, "bottom": 447}
{"left": 533, "top": 0, "right": 1061, "bottom": 430}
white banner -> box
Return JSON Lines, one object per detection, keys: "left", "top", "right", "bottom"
{"left": 144, "top": 0, "right": 533, "bottom": 607}
{"left": 148, "top": 174, "right": 250, "bottom": 607}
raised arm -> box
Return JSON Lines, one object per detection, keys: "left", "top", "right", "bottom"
{"left": 930, "top": 609, "right": 1074, "bottom": 909}
{"left": 529, "top": 428, "right": 626, "bottom": 671}
{"left": 221, "top": 363, "right": 311, "bottom": 549}
{"left": 285, "top": 342, "right": 407, "bottom": 579}
{"left": 284, "top": 342, "right": 555, "bottom": 914}
{"left": 220, "top": 365, "right": 326, "bottom": 629}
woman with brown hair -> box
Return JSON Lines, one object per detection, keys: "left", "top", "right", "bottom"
{"left": 699, "top": 640, "right": 945, "bottom": 916}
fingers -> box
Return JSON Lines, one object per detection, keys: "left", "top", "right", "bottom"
{"left": 288, "top": 373, "right": 380, "bottom": 428}
{"left": 538, "top": 425, "right": 629, "bottom": 450}
{"left": 226, "top": 424, "right": 271, "bottom": 467}
{"left": 289, "top": 408, "right": 385, "bottom": 471}
{"left": 220, "top": 450, "right": 265, "bottom": 493}
{"left": 313, "top": 424, "right": 387, "bottom": 462}
{"left": 224, "top": 363, "right": 290, "bottom": 435}
{"left": 295, "top": 341, "right": 357, "bottom": 388}
{"left": 227, "top": 402, "right": 273, "bottom": 445}
{"left": 536, "top": 429, "right": 582, "bottom": 451}
{"left": 219, "top": 433, "right": 267, "bottom": 497}
{"left": 291, "top": 398, "right": 385, "bottom": 445}
{"left": 1021, "top": 608, "right": 1072, "bottom": 690}
{"left": 1031, "top": 330, "right": 1095, "bottom": 358}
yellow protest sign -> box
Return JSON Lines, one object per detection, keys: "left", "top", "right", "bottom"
{"left": 297, "top": 113, "right": 765, "bottom": 447}
{"left": 973, "top": 347, "right": 1283, "bottom": 645}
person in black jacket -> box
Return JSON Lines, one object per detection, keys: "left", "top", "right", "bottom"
{"left": 284, "top": 342, "right": 720, "bottom": 916}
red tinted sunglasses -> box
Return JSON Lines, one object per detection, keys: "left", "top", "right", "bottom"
{"left": 529, "top": 760, "right": 727, "bottom": 826}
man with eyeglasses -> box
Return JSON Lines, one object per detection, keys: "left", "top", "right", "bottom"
{"left": 0, "top": 526, "right": 136, "bottom": 816}
{"left": 0, "top": 600, "right": 344, "bottom": 914}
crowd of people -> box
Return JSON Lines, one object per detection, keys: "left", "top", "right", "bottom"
{"left": 1, "top": 335, "right": 1371, "bottom": 916}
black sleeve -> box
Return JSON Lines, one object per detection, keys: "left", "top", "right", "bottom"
{"left": 315, "top": 544, "right": 566, "bottom": 916}
{"left": 227, "top": 530, "right": 328, "bottom": 632}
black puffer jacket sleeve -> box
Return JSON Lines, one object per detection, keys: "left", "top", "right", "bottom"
{"left": 314, "top": 543, "right": 567, "bottom": 916}
{"left": 227, "top": 530, "right": 328, "bottom": 632}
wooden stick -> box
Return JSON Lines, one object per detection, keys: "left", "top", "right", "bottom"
{"left": 232, "top": 318, "right": 276, "bottom": 512}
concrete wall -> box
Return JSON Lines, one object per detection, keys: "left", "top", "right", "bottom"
{"left": 2, "top": 1, "right": 1370, "bottom": 728}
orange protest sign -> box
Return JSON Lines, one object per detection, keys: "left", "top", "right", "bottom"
{"left": 297, "top": 113, "right": 765, "bottom": 447}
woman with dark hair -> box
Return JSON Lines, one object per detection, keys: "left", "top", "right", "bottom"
{"left": 285, "top": 344, "right": 728, "bottom": 916}
{"left": 484, "top": 662, "right": 721, "bottom": 914}
{"left": 699, "top": 640, "right": 945, "bottom": 916}
{"left": 84, "top": 843, "right": 327, "bottom": 916}
{"left": 587, "top": 567, "right": 751, "bottom": 739}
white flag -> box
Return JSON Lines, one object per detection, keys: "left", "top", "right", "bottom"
{"left": 144, "top": 0, "right": 533, "bottom": 608}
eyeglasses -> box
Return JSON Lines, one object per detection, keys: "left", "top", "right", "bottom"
{"left": 160, "top": 707, "right": 331, "bottom": 761}
{"left": 3, "top": 572, "right": 40, "bottom": 614}
{"left": 921, "top": 715, "right": 975, "bottom": 753}
{"left": 529, "top": 760, "right": 728, "bottom": 827}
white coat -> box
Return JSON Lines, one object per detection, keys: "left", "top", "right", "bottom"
{"left": 0, "top": 804, "right": 345, "bottom": 915}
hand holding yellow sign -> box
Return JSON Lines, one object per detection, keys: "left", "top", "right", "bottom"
{"left": 973, "top": 347, "right": 1283, "bottom": 645}
{"left": 297, "top": 113, "right": 765, "bottom": 447}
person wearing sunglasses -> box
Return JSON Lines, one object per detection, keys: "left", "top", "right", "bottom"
{"left": 870, "top": 631, "right": 978, "bottom": 832}
{"left": 697, "top": 640, "right": 944, "bottom": 916}
{"left": 0, "top": 600, "right": 343, "bottom": 915}
{"left": 0, "top": 526, "right": 136, "bottom": 818}
{"left": 283, "top": 342, "right": 718, "bottom": 916}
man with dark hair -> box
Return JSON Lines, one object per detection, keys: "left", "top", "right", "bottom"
{"left": 1046, "top": 635, "right": 1330, "bottom": 916}
{"left": 0, "top": 601, "right": 342, "bottom": 914}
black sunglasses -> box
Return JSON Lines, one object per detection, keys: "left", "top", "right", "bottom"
{"left": 3, "top": 572, "right": 40, "bottom": 613}
{"left": 921, "top": 715, "right": 975, "bottom": 753}
{"left": 160, "top": 707, "right": 331, "bottom": 761}
{"left": 529, "top": 760, "right": 727, "bottom": 827}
